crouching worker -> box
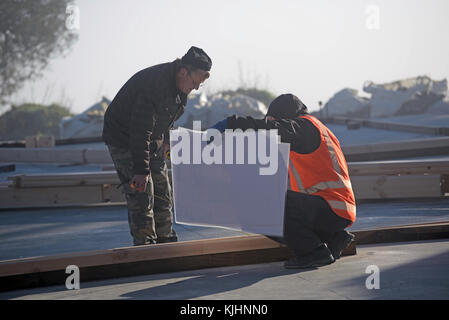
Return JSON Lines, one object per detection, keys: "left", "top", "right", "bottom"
{"left": 210, "top": 94, "right": 356, "bottom": 268}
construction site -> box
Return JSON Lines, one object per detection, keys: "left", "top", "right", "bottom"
{"left": 0, "top": 75, "right": 449, "bottom": 302}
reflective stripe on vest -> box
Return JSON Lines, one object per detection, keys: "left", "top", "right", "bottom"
{"left": 311, "top": 117, "right": 342, "bottom": 175}
{"left": 289, "top": 158, "right": 352, "bottom": 193}
{"left": 327, "top": 200, "right": 356, "bottom": 215}
{"left": 288, "top": 115, "right": 356, "bottom": 222}
{"left": 288, "top": 158, "right": 305, "bottom": 192}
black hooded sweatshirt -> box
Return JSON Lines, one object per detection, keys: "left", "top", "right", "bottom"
{"left": 226, "top": 115, "right": 321, "bottom": 155}
{"left": 226, "top": 94, "right": 321, "bottom": 154}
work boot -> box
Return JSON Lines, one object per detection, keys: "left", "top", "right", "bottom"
{"left": 284, "top": 244, "right": 335, "bottom": 269}
{"left": 327, "top": 230, "right": 355, "bottom": 259}
{"left": 156, "top": 235, "right": 178, "bottom": 244}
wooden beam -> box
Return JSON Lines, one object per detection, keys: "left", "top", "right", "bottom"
{"left": 348, "top": 159, "right": 449, "bottom": 176}
{"left": 351, "top": 174, "right": 443, "bottom": 200}
{"left": 8, "top": 171, "right": 120, "bottom": 187}
{"left": 0, "top": 136, "right": 103, "bottom": 149}
{"left": 0, "top": 148, "right": 112, "bottom": 164}
{"left": 0, "top": 235, "right": 352, "bottom": 292}
{"left": 355, "top": 221, "right": 449, "bottom": 244}
{"left": 343, "top": 137, "right": 449, "bottom": 155}
{"left": 343, "top": 137, "right": 449, "bottom": 161}
{"left": 0, "top": 184, "right": 124, "bottom": 208}
{"left": 0, "top": 236, "right": 288, "bottom": 277}
{"left": 55, "top": 136, "right": 104, "bottom": 146}
{"left": 321, "top": 116, "right": 449, "bottom": 136}
{"left": 0, "top": 235, "right": 294, "bottom": 291}
{"left": 1, "top": 221, "right": 448, "bottom": 292}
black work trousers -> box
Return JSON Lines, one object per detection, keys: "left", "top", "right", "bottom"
{"left": 276, "top": 190, "right": 352, "bottom": 256}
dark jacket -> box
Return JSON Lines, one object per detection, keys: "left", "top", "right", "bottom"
{"left": 226, "top": 115, "right": 321, "bottom": 154}
{"left": 103, "top": 59, "right": 187, "bottom": 175}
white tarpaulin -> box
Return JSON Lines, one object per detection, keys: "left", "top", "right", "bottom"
{"left": 170, "top": 127, "right": 290, "bottom": 237}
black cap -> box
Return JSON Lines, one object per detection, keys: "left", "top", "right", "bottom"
{"left": 181, "top": 46, "right": 212, "bottom": 71}
{"left": 266, "top": 94, "right": 308, "bottom": 119}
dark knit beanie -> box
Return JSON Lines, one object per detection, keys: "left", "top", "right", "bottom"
{"left": 181, "top": 46, "right": 212, "bottom": 71}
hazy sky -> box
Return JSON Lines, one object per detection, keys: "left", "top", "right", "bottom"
{"left": 7, "top": 0, "right": 449, "bottom": 114}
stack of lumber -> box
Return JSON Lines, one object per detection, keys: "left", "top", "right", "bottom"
{"left": 349, "top": 159, "right": 449, "bottom": 200}
{"left": 0, "top": 171, "right": 123, "bottom": 208}
{"left": 1, "top": 158, "right": 448, "bottom": 208}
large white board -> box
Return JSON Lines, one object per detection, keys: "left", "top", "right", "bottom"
{"left": 170, "top": 127, "right": 290, "bottom": 237}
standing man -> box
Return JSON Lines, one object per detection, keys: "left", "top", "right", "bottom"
{"left": 103, "top": 46, "right": 212, "bottom": 246}
{"left": 211, "top": 94, "right": 356, "bottom": 268}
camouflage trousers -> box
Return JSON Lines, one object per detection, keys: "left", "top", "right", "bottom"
{"left": 107, "top": 144, "right": 177, "bottom": 246}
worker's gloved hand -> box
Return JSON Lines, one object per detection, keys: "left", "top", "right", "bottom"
{"left": 207, "top": 119, "right": 227, "bottom": 144}
{"left": 210, "top": 119, "right": 227, "bottom": 133}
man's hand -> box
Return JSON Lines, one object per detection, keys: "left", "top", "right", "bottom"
{"left": 130, "top": 174, "right": 149, "bottom": 192}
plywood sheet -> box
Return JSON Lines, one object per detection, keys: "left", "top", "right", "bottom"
{"left": 170, "top": 128, "right": 290, "bottom": 237}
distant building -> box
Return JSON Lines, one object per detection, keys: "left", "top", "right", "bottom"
{"left": 59, "top": 93, "right": 267, "bottom": 138}
{"left": 175, "top": 93, "right": 267, "bottom": 129}
{"left": 322, "top": 76, "right": 449, "bottom": 118}
{"left": 59, "top": 97, "right": 111, "bottom": 139}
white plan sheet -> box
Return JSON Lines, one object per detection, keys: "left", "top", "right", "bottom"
{"left": 170, "top": 127, "right": 290, "bottom": 237}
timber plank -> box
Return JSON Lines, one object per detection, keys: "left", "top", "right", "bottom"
{"left": 0, "top": 148, "right": 112, "bottom": 164}
{"left": 1, "top": 222, "right": 449, "bottom": 291}
{"left": 8, "top": 171, "right": 120, "bottom": 188}
{"left": 0, "top": 235, "right": 285, "bottom": 277}
{"left": 0, "top": 185, "right": 123, "bottom": 208}
{"left": 348, "top": 159, "right": 449, "bottom": 176}
{"left": 321, "top": 116, "right": 449, "bottom": 136}
{"left": 354, "top": 221, "right": 449, "bottom": 244}
{"left": 343, "top": 137, "right": 449, "bottom": 161}
{"left": 351, "top": 174, "right": 442, "bottom": 200}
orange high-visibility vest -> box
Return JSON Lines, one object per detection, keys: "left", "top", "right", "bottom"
{"left": 288, "top": 115, "right": 356, "bottom": 223}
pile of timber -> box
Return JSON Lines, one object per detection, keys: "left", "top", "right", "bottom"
{"left": 349, "top": 159, "right": 449, "bottom": 200}
{"left": 1, "top": 159, "right": 448, "bottom": 209}
{"left": 0, "top": 172, "right": 124, "bottom": 208}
